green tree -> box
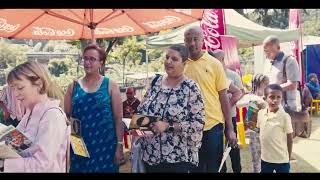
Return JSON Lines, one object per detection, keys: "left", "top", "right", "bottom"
{"left": 48, "top": 59, "right": 69, "bottom": 77}
{"left": 0, "top": 40, "right": 30, "bottom": 68}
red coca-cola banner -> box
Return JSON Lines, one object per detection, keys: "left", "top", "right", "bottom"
{"left": 200, "top": 9, "right": 226, "bottom": 51}
{"left": 289, "top": 9, "right": 304, "bottom": 85}
{"left": 289, "top": 9, "right": 300, "bottom": 62}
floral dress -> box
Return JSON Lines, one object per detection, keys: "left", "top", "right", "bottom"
{"left": 137, "top": 76, "right": 205, "bottom": 166}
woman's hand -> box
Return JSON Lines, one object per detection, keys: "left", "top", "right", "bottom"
{"left": 114, "top": 145, "right": 125, "bottom": 166}
{"left": 150, "top": 121, "right": 169, "bottom": 135}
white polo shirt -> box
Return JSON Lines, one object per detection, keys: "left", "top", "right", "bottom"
{"left": 257, "top": 106, "right": 293, "bottom": 163}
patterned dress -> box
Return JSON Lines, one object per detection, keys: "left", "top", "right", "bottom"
{"left": 70, "top": 77, "right": 118, "bottom": 173}
{"left": 137, "top": 76, "right": 205, "bottom": 166}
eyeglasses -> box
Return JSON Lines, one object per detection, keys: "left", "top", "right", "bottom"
{"left": 81, "top": 56, "right": 99, "bottom": 63}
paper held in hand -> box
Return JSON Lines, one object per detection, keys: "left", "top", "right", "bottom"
{"left": 218, "top": 142, "right": 232, "bottom": 173}
{"left": 0, "top": 124, "right": 33, "bottom": 159}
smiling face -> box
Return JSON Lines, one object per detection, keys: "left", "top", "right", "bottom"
{"left": 164, "top": 48, "right": 185, "bottom": 78}
{"left": 83, "top": 49, "right": 102, "bottom": 75}
{"left": 9, "top": 75, "right": 43, "bottom": 109}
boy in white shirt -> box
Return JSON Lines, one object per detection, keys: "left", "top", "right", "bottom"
{"left": 257, "top": 84, "right": 293, "bottom": 173}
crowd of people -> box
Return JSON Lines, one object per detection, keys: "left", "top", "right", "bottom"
{"left": 0, "top": 26, "right": 314, "bottom": 173}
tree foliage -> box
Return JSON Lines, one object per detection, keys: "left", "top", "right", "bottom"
{"left": 0, "top": 40, "right": 30, "bottom": 69}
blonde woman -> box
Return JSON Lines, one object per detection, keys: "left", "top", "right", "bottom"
{"left": 0, "top": 61, "right": 71, "bottom": 172}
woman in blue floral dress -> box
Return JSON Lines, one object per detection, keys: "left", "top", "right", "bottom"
{"left": 64, "top": 44, "right": 124, "bottom": 173}
{"left": 137, "top": 44, "right": 205, "bottom": 173}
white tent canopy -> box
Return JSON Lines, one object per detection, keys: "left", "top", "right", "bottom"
{"left": 147, "top": 9, "right": 300, "bottom": 49}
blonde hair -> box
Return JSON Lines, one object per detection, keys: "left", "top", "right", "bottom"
{"left": 7, "top": 61, "right": 65, "bottom": 108}
{"left": 7, "top": 61, "right": 50, "bottom": 94}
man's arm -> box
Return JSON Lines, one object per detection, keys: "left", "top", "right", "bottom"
{"left": 228, "top": 83, "right": 242, "bottom": 107}
{"left": 282, "top": 57, "right": 300, "bottom": 91}
{"left": 219, "top": 89, "right": 237, "bottom": 145}
{"left": 280, "top": 81, "right": 298, "bottom": 91}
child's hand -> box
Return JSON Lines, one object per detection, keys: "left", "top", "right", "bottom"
{"left": 257, "top": 103, "right": 266, "bottom": 110}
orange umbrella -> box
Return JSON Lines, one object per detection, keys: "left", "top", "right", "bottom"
{"left": 0, "top": 9, "right": 203, "bottom": 41}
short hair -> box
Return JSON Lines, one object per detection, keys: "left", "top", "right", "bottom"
{"left": 208, "top": 49, "right": 225, "bottom": 60}
{"left": 263, "top": 35, "right": 280, "bottom": 46}
{"left": 168, "top": 44, "right": 189, "bottom": 62}
{"left": 83, "top": 44, "right": 107, "bottom": 64}
{"left": 308, "top": 73, "right": 318, "bottom": 81}
{"left": 184, "top": 26, "right": 204, "bottom": 38}
{"left": 7, "top": 61, "right": 50, "bottom": 94}
{"left": 264, "top": 84, "right": 283, "bottom": 97}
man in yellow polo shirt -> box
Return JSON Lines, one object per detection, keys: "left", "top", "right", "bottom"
{"left": 184, "top": 26, "right": 237, "bottom": 173}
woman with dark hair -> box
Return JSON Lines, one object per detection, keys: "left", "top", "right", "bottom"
{"left": 137, "top": 44, "right": 205, "bottom": 173}
{"left": 64, "top": 44, "right": 124, "bottom": 173}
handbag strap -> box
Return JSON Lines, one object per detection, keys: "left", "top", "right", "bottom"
{"left": 282, "top": 55, "right": 303, "bottom": 108}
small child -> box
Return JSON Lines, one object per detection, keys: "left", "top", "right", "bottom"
{"left": 236, "top": 74, "right": 269, "bottom": 173}
{"left": 257, "top": 84, "right": 293, "bottom": 173}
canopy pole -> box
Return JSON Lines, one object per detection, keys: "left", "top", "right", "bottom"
{"left": 91, "top": 28, "right": 96, "bottom": 44}
{"left": 146, "top": 42, "right": 149, "bottom": 87}
{"left": 298, "top": 10, "right": 305, "bottom": 86}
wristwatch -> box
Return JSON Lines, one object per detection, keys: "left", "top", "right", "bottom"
{"left": 168, "top": 122, "right": 174, "bottom": 132}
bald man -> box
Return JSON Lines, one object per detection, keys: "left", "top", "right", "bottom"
{"left": 263, "top": 35, "right": 300, "bottom": 111}
{"left": 184, "top": 26, "right": 237, "bottom": 173}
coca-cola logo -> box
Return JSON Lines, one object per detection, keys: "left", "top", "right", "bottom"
{"left": 174, "top": 9, "right": 192, "bottom": 15}
{"left": 142, "top": 16, "right": 181, "bottom": 29}
{"left": 200, "top": 9, "right": 224, "bottom": 50}
{"left": 32, "top": 27, "right": 75, "bottom": 37}
{"left": 95, "top": 25, "right": 134, "bottom": 35}
{"left": 0, "top": 18, "right": 20, "bottom": 33}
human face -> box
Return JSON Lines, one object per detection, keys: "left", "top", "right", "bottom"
{"left": 126, "top": 92, "right": 135, "bottom": 101}
{"left": 82, "top": 49, "right": 102, "bottom": 74}
{"left": 9, "top": 76, "right": 42, "bottom": 109}
{"left": 265, "top": 89, "right": 283, "bottom": 112}
{"left": 164, "top": 49, "right": 185, "bottom": 78}
{"left": 263, "top": 42, "right": 280, "bottom": 60}
{"left": 311, "top": 76, "right": 318, "bottom": 83}
{"left": 184, "top": 30, "right": 204, "bottom": 59}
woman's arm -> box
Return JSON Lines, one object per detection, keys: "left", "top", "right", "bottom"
{"left": 64, "top": 82, "right": 74, "bottom": 119}
{"left": 180, "top": 83, "right": 205, "bottom": 147}
{"left": 109, "top": 80, "right": 124, "bottom": 165}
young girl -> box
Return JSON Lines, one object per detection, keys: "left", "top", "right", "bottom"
{"left": 236, "top": 74, "right": 269, "bottom": 173}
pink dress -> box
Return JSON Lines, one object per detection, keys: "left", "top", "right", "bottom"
{"left": 0, "top": 86, "right": 25, "bottom": 121}
{"left": 4, "top": 99, "right": 71, "bottom": 172}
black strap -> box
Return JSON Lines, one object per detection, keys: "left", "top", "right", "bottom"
{"left": 282, "top": 55, "right": 303, "bottom": 108}
{"left": 151, "top": 74, "right": 161, "bottom": 88}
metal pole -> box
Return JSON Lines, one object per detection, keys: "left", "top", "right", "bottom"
{"left": 146, "top": 45, "right": 149, "bottom": 86}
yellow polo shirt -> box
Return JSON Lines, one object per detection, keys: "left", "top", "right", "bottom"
{"left": 184, "top": 52, "right": 228, "bottom": 131}
{"left": 257, "top": 107, "right": 293, "bottom": 163}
